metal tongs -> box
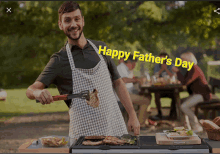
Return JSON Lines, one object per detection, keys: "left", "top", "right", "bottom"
{"left": 36, "top": 90, "right": 90, "bottom": 103}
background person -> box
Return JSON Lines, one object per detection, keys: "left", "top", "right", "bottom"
{"left": 118, "top": 58, "right": 124, "bottom": 65}
{"left": 172, "top": 52, "right": 212, "bottom": 132}
{"left": 116, "top": 55, "right": 154, "bottom": 130}
{"left": 26, "top": 1, "right": 140, "bottom": 141}
{"left": 0, "top": 89, "right": 7, "bottom": 101}
{"left": 153, "top": 52, "right": 177, "bottom": 120}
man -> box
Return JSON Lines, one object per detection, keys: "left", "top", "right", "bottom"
{"left": 26, "top": 1, "right": 140, "bottom": 140}
{"left": 116, "top": 56, "right": 152, "bottom": 130}
{"left": 153, "top": 52, "right": 177, "bottom": 120}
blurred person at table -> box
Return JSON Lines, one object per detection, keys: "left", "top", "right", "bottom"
{"left": 152, "top": 52, "right": 177, "bottom": 120}
{"left": 118, "top": 58, "right": 124, "bottom": 65}
{"left": 116, "top": 55, "right": 155, "bottom": 130}
{"left": 0, "top": 89, "right": 7, "bottom": 101}
{"left": 154, "top": 52, "right": 174, "bottom": 78}
{"left": 172, "top": 52, "right": 212, "bottom": 132}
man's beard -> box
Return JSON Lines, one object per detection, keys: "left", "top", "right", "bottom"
{"left": 65, "top": 27, "right": 83, "bottom": 41}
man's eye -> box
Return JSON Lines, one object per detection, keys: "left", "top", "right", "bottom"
{"left": 65, "top": 19, "right": 70, "bottom": 22}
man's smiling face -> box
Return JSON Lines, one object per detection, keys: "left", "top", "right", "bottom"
{"left": 59, "top": 9, "right": 84, "bottom": 41}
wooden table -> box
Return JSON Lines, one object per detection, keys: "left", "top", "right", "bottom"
{"left": 203, "top": 138, "right": 220, "bottom": 153}
{"left": 140, "top": 84, "right": 186, "bottom": 122}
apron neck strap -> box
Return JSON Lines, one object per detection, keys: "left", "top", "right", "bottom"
{"left": 66, "top": 39, "right": 104, "bottom": 70}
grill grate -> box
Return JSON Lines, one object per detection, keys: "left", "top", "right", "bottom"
{"left": 70, "top": 135, "right": 139, "bottom": 149}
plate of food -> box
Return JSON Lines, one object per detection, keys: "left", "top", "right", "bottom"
{"left": 164, "top": 127, "right": 197, "bottom": 139}
{"left": 40, "top": 136, "right": 68, "bottom": 147}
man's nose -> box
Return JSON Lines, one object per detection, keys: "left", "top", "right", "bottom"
{"left": 71, "top": 21, "right": 77, "bottom": 27}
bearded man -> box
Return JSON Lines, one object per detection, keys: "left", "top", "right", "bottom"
{"left": 26, "top": 1, "right": 140, "bottom": 142}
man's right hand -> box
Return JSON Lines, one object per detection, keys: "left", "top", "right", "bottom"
{"left": 33, "top": 89, "right": 54, "bottom": 105}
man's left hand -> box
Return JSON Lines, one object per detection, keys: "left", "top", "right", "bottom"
{"left": 133, "top": 77, "right": 138, "bottom": 82}
{"left": 137, "top": 77, "right": 147, "bottom": 86}
{"left": 127, "top": 114, "right": 140, "bottom": 136}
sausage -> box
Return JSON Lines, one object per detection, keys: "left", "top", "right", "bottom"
{"left": 103, "top": 136, "right": 127, "bottom": 145}
{"left": 82, "top": 140, "right": 103, "bottom": 146}
{"left": 103, "top": 139, "right": 119, "bottom": 145}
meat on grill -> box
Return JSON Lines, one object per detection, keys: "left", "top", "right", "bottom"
{"left": 105, "top": 136, "right": 120, "bottom": 141}
{"left": 84, "top": 136, "right": 105, "bottom": 140}
{"left": 102, "top": 139, "right": 119, "bottom": 145}
{"left": 82, "top": 140, "right": 103, "bottom": 146}
{"left": 82, "top": 136, "right": 128, "bottom": 146}
{"left": 103, "top": 136, "right": 127, "bottom": 145}
{"left": 86, "top": 89, "right": 99, "bottom": 108}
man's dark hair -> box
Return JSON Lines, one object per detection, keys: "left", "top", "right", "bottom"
{"left": 58, "top": 1, "right": 82, "bottom": 21}
{"left": 124, "top": 54, "right": 138, "bottom": 63}
{"left": 159, "top": 52, "right": 169, "bottom": 58}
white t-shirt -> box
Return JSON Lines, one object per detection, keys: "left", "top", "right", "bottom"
{"left": 117, "top": 63, "right": 134, "bottom": 93}
{"left": 115, "top": 63, "right": 137, "bottom": 101}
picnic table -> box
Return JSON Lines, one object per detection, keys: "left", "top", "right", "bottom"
{"left": 140, "top": 84, "right": 186, "bottom": 123}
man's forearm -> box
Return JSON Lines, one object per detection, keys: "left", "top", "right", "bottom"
{"left": 26, "top": 86, "right": 39, "bottom": 100}
{"left": 164, "top": 68, "right": 174, "bottom": 77}
{"left": 122, "top": 77, "right": 136, "bottom": 83}
{"left": 156, "top": 68, "right": 164, "bottom": 76}
{"left": 26, "top": 81, "right": 45, "bottom": 100}
{"left": 114, "top": 79, "right": 136, "bottom": 117}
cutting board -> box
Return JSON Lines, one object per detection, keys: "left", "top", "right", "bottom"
{"left": 156, "top": 133, "right": 201, "bottom": 145}
{"left": 18, "top": 139, "right": 69, "bottom": 153}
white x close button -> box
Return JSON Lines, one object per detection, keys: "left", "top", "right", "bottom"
{"left": 214, "top": 8, "right": 220, "bottom": 15}
{"left": 6, "top": 7, "right": 11, "bottom": 13}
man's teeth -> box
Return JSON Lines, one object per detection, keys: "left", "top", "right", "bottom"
{"left": 69, "top": 29, "right": 78, "bottom": 32}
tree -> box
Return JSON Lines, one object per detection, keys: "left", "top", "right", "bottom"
{"left": 0, "top": 1, "right": 220, "bottom": 87}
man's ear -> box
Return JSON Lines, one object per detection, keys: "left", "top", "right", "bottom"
{"left": 58, "top": 20, "right": 63, "bottom": 30}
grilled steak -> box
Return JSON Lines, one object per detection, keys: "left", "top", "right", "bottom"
{"left": 82, "top": 140, "right": 103, "bottom": 146}
{"left": 103, "top": 136, "right": 127, "bottom": 145}
{"left": 114, "top": 139, "right": 127, "bottom": 144}
{"left": 82, "top": 136, "right": 129, "bottom": 146}
{"left": 105, "top": 136, "right": 120, "bottom": 141}
{"left": 86, "top": 89, "right": 99, "bottom": 108}
{"left": 103, "top": 139, "right": 119, "bottom": 145}
{"left": 84, "top": 136, "right": 105, "bottom": 140}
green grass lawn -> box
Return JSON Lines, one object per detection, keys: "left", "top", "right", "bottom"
{"left": 0, "top": 88, "right": 220, "bottom": 122}
{"left": 0, "top": 88, "right": 69, "bottom": 122}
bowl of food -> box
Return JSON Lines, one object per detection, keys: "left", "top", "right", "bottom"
{"left": 40, "top": 136, "right": 68, "bottom": 147}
